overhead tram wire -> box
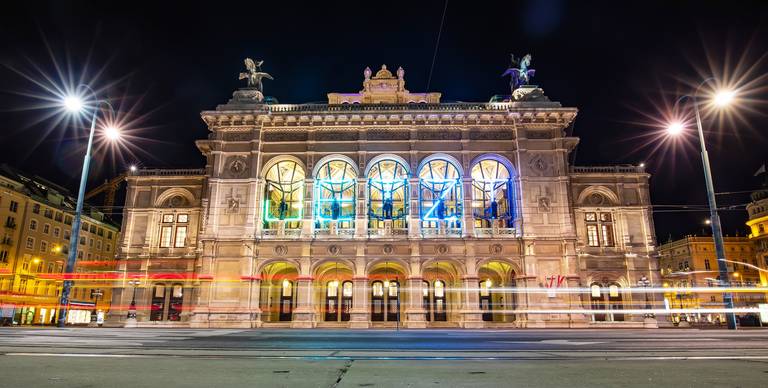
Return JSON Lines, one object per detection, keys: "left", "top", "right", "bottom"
{"left": 425, "top": 0, "right": 449, "bottom": 92}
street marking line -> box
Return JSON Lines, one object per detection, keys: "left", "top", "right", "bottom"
{"left": 4, "top": 353, "right": 153, "bottom": 358}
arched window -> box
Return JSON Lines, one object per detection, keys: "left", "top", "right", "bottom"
{"left": 279, "top": 280, "right": 294, "bottom": 321}
{"left": 589, "top": 283, "right": 605, "bottom": 322}
{"left": 418, "top": 158, "right": 462, "bottom": 230}
{"left": 314, "top": 159, "right": 356, "bottom": 229}
{"left": 264, "top": 160, "right": 305, "bottom": 228}
{"left": 368, "top": 158, "right": 409, "bottom": 230}
{"left": 471, "top": 159, "right": 513, "bottom": 228}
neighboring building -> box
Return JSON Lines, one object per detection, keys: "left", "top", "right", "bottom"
{"left": 0, "top": 165, "right": 120, "bottom": 325}
{"left": 658, "top": 235, "right": 764, "bottom": 325}
{"left": 746, "top": 180, "right": 768, "bottom": 288}
{"left": 108, "top": 61, "right": 658, "bottom": 329}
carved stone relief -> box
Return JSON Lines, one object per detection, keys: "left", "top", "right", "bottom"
{"left": 224, "top": 156, "right": 249, "bottom": 178}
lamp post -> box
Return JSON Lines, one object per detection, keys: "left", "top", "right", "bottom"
{"left": 56, "top": 88, "right": 120, "bottom": 328}
{"left": 665, "top": 79, "right": 738, "bottom": 330}
{"left": 637, "top": 275, "right": 653, "bottom": 318}
{"left": 127, "top": 278, "right": 141, "bottom": 320}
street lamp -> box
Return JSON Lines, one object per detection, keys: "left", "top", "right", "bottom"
{"left": 56, "top": 86, "right": 121, "bottom": 328}
{"left": 664, "top": 78, "right": 738, "bottom": 330}
{"left": 127, "top": 278, "right": 141, "bottom": 319}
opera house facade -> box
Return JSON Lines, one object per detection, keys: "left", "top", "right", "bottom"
{"left": 108, "top": 61, "right": 659, "bottom": 328}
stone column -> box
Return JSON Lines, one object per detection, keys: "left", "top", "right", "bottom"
{"left": 254, "top": 180, "right": 265, "bottom": 237}
{"left": 459, "top": 274, "right": 484, "bottom": 328}
{"left": 404, "top": 276, "right": 427, "bottom": 328}
{"left": 349, "top": 276, "right": 370, "bottom": 328}
{"left": 291, "top": 275, "right": 316, "bottom": 328}
{"left": 462, "top": 178, "right": 475, "bottom": 238}
{"left": 408, "top": 178, "right": 421, "bottom": 237}
{"left": 356, "top": 178, "right": 368, "bottom": 238}
{"left": 248, "top": 278, "right": 263, "bottom": 328}
{"left": 301, "top": 180, "right": 314, "bottom": 238}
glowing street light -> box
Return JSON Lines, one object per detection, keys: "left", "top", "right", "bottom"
{"left": 666, "top": 122, "right": 685, "bottom": 136}
{"left": 129, "top": 164, "right": 138, "bottom": 173}
{"left": 56, "top": 86, "right": 121, "bottom": 328}
{"left": 104, "top": 126, "right": 121, "bottom": 141}
{"left": 663, "top": 78, "right": 742, "bottom": 330}
{"left": 62, "top": 95, "right": 84, "bottom": 113}
{"left": 713, "top": 89, "right": 735, "bottom": 108}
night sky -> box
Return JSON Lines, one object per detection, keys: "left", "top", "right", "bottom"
{"left": 1, "top": 1, "right": 766, "bottom": 242}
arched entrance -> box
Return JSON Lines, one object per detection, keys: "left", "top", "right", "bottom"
{"left": 260, "top": 262, "right": 299, "bottom": 322}
{"left": 590, "top": 282, "right": 625, "bottom": 322}
{"left": 314, "top": 261, "right": 354, "bottom": 323}
{"left": 422, "top": 260, "right": 461, "bottom": 323}
{"left": 368, "top": 260, "right": 407, "bottom": 323}
{"left": 477, "top": 261, "right": 517, "bottom": 323}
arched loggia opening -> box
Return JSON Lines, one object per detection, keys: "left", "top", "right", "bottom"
{"left": 471, "top": 158, "right": 514, "bottom": 232}
{"left": 477, "top": 261, "right": 517, "bottom": 323}
{"left": 260, "top": 262, "right": 299, "bottom": 322}
{"left": 313, "top": 261, "right": 354, "bottom": 323}
{"left": 368, "top": 260, "right": 407, "bottom": 323}
{"left": 422, "top": 260, "right": 461, "bottom": 323}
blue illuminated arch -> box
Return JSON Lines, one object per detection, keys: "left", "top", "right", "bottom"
{"left": 366, "top": 155, "right": 409, "bottom": 227}
{"left": 313, "top": 156, "right": 357, "bottom": 226}
{"left": 418, "top": 155, "right": 462, "bottom": 227}
{"left": 263, "top": 158, "right": 305, "bottom": 224}
{"left": 470, "top": 155, "right": 515, "bottom": 227}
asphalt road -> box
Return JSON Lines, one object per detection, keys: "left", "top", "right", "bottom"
{"left": 1, "top": 328, "right": 767, "bottom": 387}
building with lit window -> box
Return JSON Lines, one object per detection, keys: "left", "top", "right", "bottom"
{"left": 0, "top": 165, "right": 119, "bottom": 325}
{"left": 108, "top": 62, "right": 658, "bottom": 328}
{"left": 746, "top": 178, "right": 768, "bottom": 303}
{"left": 658, "top": 235, "right": 764, "bottom": 325}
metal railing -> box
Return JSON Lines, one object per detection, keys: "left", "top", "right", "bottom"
{"left": 132, "top": 168, "right": 206, "bottom": 177}
{"left": 420, "top": 227, "right": 462, "bottom": 238}
{"left": 267, "top": 102, "right": 512, "bottom": 114}
{"left": 474, "top": 228, "right": 517, "bottom": 238}
{"left": 570, "top": 165, "right": 645, "bottom": 174}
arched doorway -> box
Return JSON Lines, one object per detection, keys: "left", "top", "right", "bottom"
{"left": 314, "top": 261, "right": 354, "bottom": 323}
{"left": 422, "top": 260, "right": 461, "bottom": 323}
{"left": 477, "top": 261, "right": 517, "bottom": 323}
{"left": 368, "top": 260, "right": 407, "bottom": 323}
{"left": 260, "top": 262, "right": 299, "bottom": 322}
{"left": 589, "top": 282, "right": 625, "bottom": 322}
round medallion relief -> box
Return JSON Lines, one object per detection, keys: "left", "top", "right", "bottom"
{"left": 274, "top": 245, "right": 288, "bottom": 256}
{"left": 589, "top": 193, "right": 605, "bottom": 205}
{"left": 435, "top": 244, "right": 448, "bottom": 255}
{"left": 383, "top": 244, "right": 394, "bottom": 255}
{"left": 490, "top": 244, "right": 503, "bottom": 255}
{"left": 328, "top": 245, "right": 341, "bottom": 256}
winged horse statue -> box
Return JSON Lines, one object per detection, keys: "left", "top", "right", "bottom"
{"left": 239, "top": 58, "right": 273, "bottom": 92}
{"left": 501, "top": 54, "right": 535, "bottom": 94}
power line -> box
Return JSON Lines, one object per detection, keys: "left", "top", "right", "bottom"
{"left": 426, "top": 0, "right": 448, "bottom": 92}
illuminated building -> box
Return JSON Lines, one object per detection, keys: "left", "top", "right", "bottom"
{"left": 0, "top": 165, "right": 119, "bottom": 325}
{"left": 108, "top": 62, "right": 658, "bottom": 328}
{"left": 658, "top": 236, "right": 764, "bottom": 325}
{"left": 746, "top": 178, "right": 768, "bottom": 297}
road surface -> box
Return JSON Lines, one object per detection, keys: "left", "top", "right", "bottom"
{"left": 0, "top": 328, "right": 766, "bottom": 387}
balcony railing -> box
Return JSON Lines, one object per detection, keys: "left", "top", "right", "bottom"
{"left": 570, "top": 165, "right": 645, "bottom": 174}
{"left": 267, "top": 102, "right": 512, "bottom": 114}
{"left": 261, "top": 229, "right": 302, "bottom": 239}
{"left": 421, "top": 227, "right": 462, "bottom": 238}
{"left": 314, "top": 228, "right": 356, "bottom": 238}
{"left": 132, "top": 168, "right": 206, "bottom": 177}
{"left": 474, "top": 228, "right": 517, "bottom": 238}
{"left": 368, "top": 228, "right": 409, "bottom": 238}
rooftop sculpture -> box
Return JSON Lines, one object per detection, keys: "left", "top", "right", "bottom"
{"left": 239, "top": 58, "right": 273, "bottom": 93}
{"left": 501, "top": 54, "right": 536, "bottom": 94}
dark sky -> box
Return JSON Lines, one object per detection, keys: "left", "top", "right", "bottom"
{"left": 1, "top": 0, "right": 767, "bottom": 241}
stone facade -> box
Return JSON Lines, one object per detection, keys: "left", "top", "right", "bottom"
{"left": 108, "top": 64, "right": 658, "bottom": 328}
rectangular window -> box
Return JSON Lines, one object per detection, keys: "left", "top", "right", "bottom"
{"left": 29, "top": 219, "right": 37, "bottom": 231}
{"left": 26, "top": 237, "right": 34, "bottom": 250}
{"left": 40, "top": 241, "right": 47, "bottom": 252}
{"left": 162, "top": 214, "right": 174, "bottom": 223}
{"left": 82, "top": 223, "right": 89, "bottom": 232}
{"left": 586, "top": 225, "right": 599, "bottom": 247}
{"left": 160, "top": 226, "right": 173, "bottom": 248}
{"left": 32, "top": 204, "right": 40, "bottom": 214}
{"left": 585, "top": 212, "right": 597, "bottom": 222}
{"left": 55, "top": 212, "right": 63, "bottom": 222}
{"left": 174, "top": 226, "right": 187, "bottom": 248}
{"left": 96, "top": 240, "right": 102, "bottom": 250}
{"left": 53, "top": 227, "right": 60, "bottom": 238}
{"left": 44, "top": 209, "right": 53, "bottom": 219}
{"left": 97, "top": 228, "right": 104, "bottom": 237}
{"left": 106, "top": 243, "right": 111, "bottom": 252}
{"left": 90, "top": 225, "right": 96, "bottom": 234}
{"left": 47, "top": 263, "right": 54, "bottom": 273}
{"left": 79, "top": 237, "right": 85, "bottom": 245}
{"left": 63, "top": 230, "right": 71, "bottom": 240}
{"left": 89, "top": 238, "right": 93, "bottom": 247}
{"left": 64, "top": 215, "right": 72, "bottom": 225}
{"left": 704, "top": 259, "right": 711, "bottom": 270}
{"left": 177, "top": 214, "right": 189, "bottom": 223}
{"left": 5, "top": 216, "right": 16, "bottom": 228}
{"left": 0, "top": 250, "right": 8, "bottom": 263}
{"left": 601, "top": 224, "right": 614, "bottom": 247}
{"left": 77, "top": 251, "right": 83, "bottom": 259}
{"left": 9, "top": 201, "right": 18, "bottom": 213}
{"left": 43, "top": 224, "right": 50, "bottom": 234}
